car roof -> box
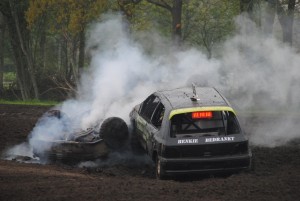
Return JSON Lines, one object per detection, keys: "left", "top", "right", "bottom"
{"left": 155, "top": 87, "right": 229, "bottom": 110}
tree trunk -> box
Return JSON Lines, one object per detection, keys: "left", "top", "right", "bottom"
{"left": 40, "top": 20, "right": 47, "bottom": 70}
{"left": 277, "top": 0, "right": 295, "bottom": 45}
{"left": 70, "top": 37, "right": 78, "bottom": 85}
{"left": 264, "top": 0, "right": 295, "bottom": 45}
{"left": 9, "top": 0, "right": 39, "bottom": 100}
{"left": 264, "top": 0, "right": 276, "bottom": 35}
{"left": 287, "top": 0, "right": 295, "bottom": 44}
{"left": 0, "top": 0, "right": 39, "bottom": 100}
{"left": 240, "top": 0, "right": 254, "bottom": 19}
{"left": 78, "top": 28, "right": 85, "bottom": 77}
{"left": 146, "top": 0, "right": 182, "bottom": 46}
{"left": 171, "top": 0, "right": 182, "bottom": 46}
{"left": 0, "top": 12, "right": 4, "bottom": 94}
{"left": 58, "top": 35, "right": 67, "bottom": 76}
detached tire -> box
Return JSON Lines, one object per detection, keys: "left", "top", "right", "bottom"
{"left": 100, "top": 117, "right": 129, "bottom": 150}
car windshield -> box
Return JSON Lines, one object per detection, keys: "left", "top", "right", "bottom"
{"left": 170, "top": 111, "right": 241, "bottom": 137}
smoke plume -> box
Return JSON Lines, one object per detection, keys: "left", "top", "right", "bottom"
{"left": 3, "top": 13, "right": 300, "bottom": 162}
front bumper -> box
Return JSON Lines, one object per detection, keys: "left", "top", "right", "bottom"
{"left": 160, "top": 153, "right": 252, "bottom": 175}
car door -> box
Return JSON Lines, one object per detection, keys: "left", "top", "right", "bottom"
{"left": 136, "top": 95, "right": 161, "bottom": 151}
{"left": 145, "top": 101, "right": 165, "bottom": 156}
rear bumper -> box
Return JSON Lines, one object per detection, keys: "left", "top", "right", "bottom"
{"left": 160, "top": 153, "right": 252, "bottom": 175}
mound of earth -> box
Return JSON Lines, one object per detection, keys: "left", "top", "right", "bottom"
{"left": 0, "top": 104, "right": 300, "bottom": 201}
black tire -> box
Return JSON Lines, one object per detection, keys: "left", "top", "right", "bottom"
{"left": 156, "top": 156, "right": 166, "bottom": 180}
{"left": 100, "top": 117, "right": 129, "bottom": 150}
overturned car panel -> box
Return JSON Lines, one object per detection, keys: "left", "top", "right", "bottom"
{"left": 31, "top": 116, "right": 129, "bottom": 163}
{"left": 33, "top": 139, "right": 110, "bottom": 162}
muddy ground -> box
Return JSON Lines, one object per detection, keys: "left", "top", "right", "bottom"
{"left": 0, "top": 104, "right": 300, "bottom": 201}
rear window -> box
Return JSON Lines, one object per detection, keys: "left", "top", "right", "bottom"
{"left": 170, "top": 111, "right": 241, "bottom": 137}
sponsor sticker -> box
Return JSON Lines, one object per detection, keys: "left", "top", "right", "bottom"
{"left": 178, "top": 139, "right": 198, "bottom": 144}
{"left": 205, "top": 137, "right": 235, "bottom": 143}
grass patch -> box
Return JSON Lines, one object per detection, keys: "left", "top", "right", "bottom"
{"left": 0, "top": 99, "right": 59, "bottom": 106}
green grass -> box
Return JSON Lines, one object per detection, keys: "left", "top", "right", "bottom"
{"left": 0, "top": 99, "right": 59, "bottom": 106}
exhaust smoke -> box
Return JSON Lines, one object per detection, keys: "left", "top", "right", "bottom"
{"left": 3, "top": 13, "right": 300, "bottom": 164}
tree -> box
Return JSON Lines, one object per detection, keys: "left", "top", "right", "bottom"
{"left": 125, "top": 0, "right": 239, "bottom": 55}
{"left": 240, "top": 0, "right": 263, "bottom": 27}
{"left": 263, "top": 0, "right": 296, "bottom": 45}
{"left": 26, "top": 0, "right": 108, "bottom": 85}
{"left": 240, "top": 0, "right": 254, "bottom": 18}
{"left": 0, "top": 0, "right": 39, "bottom": 100}
{"left": 183, "top": 0, "right": 239, "bottom": 58}
{"left": 148, "top": 0, "right": 182, "bottom": 45}
{"left": 277, "top": 0, "right": 295, "bottom": 45}
{"left": 264, "top": 0, "right": 276, "bottom": 35}
{"left": 0, "top": 12, "right": 4, "bottom": 94}
{"left": 128, "top": 0, "right": 183, "bottom": 45}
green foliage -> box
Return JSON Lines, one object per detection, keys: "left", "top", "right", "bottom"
{"left": 26, "top": 0, "right": 108, "bottom": 34}
{"left": 126, "top": 0, "right": 239, "bottom": 56}
{"left": 130, "top": 1, "right": 171, "bottom": 37}
{"left": 3, "top": 72, "right": 16, "bottom": 89}
{"left": 3, "top": 72, "right": 16, "bottom": 82}
{"left": 183, "top": 0, "right": 239, "bottom": 56}
{"left": 23, "top": 0, "right": 110, "bottom": 100}
{"left": 2, "top": 0, "right": 279, "bottom": 101}
{"left": 0, "top": 99, "right": 58, "bottom": 106}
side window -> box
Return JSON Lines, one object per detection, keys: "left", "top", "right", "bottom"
{"left": 139, "top": 95, "right": 155, "bottom": 116}
{"left": 226, "top": 112, "right": 241, "bottom": 134}
{"left": 151, "top": 103, "right": 165, "bottom": 128}
{"left": 140, "top": 95, "right": 160, "bottom": 122}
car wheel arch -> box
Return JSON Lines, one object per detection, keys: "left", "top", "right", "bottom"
{"left": 152, "top": 150, "right": 158, "bottom": 162}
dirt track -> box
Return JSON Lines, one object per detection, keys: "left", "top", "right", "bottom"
{"left": 0, "top": 104, "right": 300, "bottom": 201}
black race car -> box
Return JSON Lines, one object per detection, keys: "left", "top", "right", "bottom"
{"left": 130, "top": 85, "right": 252, "bottom": 179}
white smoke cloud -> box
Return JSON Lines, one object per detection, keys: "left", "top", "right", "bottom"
{"left": 77, "top": 14, "right": 300, "bottom": 148}
{"left": 4, "top": 13, "right": 300, "bottom": 162}
{"left": 219, "top": 16, "right": 300, "bottom": 147}
{"left": 221, "top": 17, "right": 300, "bottom": 108}
{"left": 75, "top": 14, "right": 221, "bottom": 129}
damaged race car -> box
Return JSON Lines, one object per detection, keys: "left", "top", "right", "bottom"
{"left": 31, "top": 110, "right": 129, "bottom": 162}
{"left": 130, "top": 85, "right": 253, "bottom": 179}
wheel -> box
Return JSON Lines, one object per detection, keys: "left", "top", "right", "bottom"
{"left": 156, "top": 156, "right": 166, "bottom": 179}
{"left": 99, "top": 117, "right": 129, "bottom": 150}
